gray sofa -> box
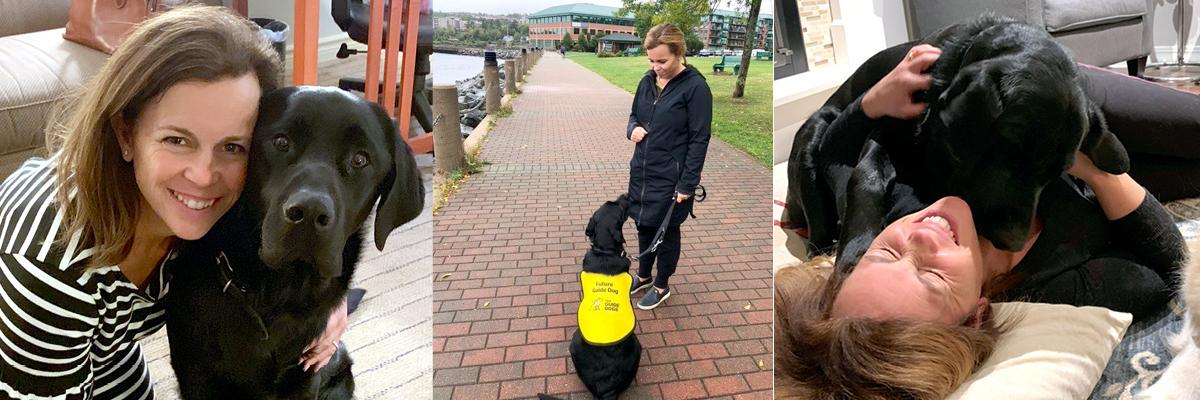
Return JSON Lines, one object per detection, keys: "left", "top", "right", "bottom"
{"left": 0, "top": 0, "right": 108, "bottom": 179}
{"left": 902, "top": 0, "right": 1152, "bottom": 76}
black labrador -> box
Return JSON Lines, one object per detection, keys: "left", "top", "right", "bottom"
{"left": 165, "top": 86, "right": 425, "bottom": 399}
{"left": 544, "top": 195, "right": 641, "bottom": 400}
{"left": 785, "top": 15, "right": 1129, "bottom": 268}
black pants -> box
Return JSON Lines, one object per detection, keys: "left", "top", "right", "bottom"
{"left": 636, "top": 225, "right": 681, "bottom": 290}
{"left": 1077, "top": 65, "right": 1200, "bottom": 201}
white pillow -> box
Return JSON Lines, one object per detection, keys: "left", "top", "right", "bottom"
{"left": 947, "top": 302, "right": 1133, "bottom": 400}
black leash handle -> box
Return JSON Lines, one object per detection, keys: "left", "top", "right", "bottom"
{"left": 632, "top": 184, "right": 707, "bottom": 259}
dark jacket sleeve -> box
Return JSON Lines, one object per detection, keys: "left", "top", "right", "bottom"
{"left": 1108, "top": 192, "right": 1187, "bottom": 279}
{"left": 814, "top": 96, "right": 886, "bottom": 168}
{"left": 675, "top": 81, "right": 713, "bottom": 196}
{"left": 627, "top": 78, "right": 647, "bottom": 141}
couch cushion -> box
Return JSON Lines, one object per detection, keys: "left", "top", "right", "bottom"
{"left": 0, "top": 28, "right": 107, "bottom": 161}
{"left": 0, "top": 0, "right": 70, "bottom": 37}
{"left": 1044, "top": 0, "right": 1146, "bottom": 33}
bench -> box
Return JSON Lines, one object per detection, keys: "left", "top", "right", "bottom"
{"left": 755, "top": 51, "right": 772, "bottom": 61}
{"left": 712, "top": 55, "right": 742, "bottom": 74}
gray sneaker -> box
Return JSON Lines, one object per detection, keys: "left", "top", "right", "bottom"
{"left": 630, "top": 275, "right": 653, "bottom": 294}
{"left": 637, "top": 287, "right": 671, "bottom": 310}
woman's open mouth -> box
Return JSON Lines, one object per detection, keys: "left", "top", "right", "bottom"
{"left": 918, "top": 214, "right": 958, "bottom": 245}
{"left": 171, "top": 189, "right": 217, "bottom": 211}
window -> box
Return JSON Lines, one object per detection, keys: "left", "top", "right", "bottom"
{"left": 774, "top": 0, "right": 809, "bottom": 79}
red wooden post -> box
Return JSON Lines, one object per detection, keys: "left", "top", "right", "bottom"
{"left": 292, "top": 0, "right": 319, "bottom": 85}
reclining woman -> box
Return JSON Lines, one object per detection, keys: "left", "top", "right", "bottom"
{"left": 0, "top": 6, "right": 345, "bottom": 398}
{"left": 774, "top": 42, "right": 1189, "bottom": 399}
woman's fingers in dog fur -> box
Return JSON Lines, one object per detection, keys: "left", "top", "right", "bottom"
{"left": 907, "top": 45, "right": 941, "bottom": 63}
{"left": 906, "top": 51, "right": 941, "bottom": 75}
{"left": 300, "top": 342, "right": 337, "bottom": 372}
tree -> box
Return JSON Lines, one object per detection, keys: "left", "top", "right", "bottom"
{"left": 685, "top": 31, "right": 704, "bottom": 56}
{"left": 617, "top": 0, "right": 712, "bottom": 38}
{"left": 560, "top": 33, "right": 574, "bottom": 51}
{"left": 577, "top": 33, "right": 594, "bottom": 52}
{"left": 730, "top": 0, "right": 761, "bottom": 98}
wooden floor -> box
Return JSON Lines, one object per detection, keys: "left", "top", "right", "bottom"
{"left": 1161, "top": 81, "right": 1200, "bottom": 95}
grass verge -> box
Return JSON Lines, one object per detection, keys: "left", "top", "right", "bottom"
{"left": 566, "top": 52, "right": 773, "bottom": 167}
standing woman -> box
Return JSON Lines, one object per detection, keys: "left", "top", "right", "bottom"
{"left": 0, "top": 6, "right": 343, "bottom": 398}
{"left": 626, "top": 23, "right": 712, "bottom": 310}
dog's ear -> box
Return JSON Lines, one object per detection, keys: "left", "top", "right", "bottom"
{"left": 371, "top": 103, "right": 425, "bottom": 250}
{"left": 1079, "top": 100, "right": 1129, "bottom": 174}
{"left": 935, "top": 65, "right": 1003, "bottom": 161}
{"left": 585, "top": 212, "right": 597, "bottom": 242}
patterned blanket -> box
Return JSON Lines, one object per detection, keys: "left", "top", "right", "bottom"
{"left": 1090, "top": 199, "right": 1200, "bottom": 399}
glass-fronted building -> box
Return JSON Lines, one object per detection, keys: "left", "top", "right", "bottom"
{"left": 528, "top": 3, "right": 637, "bottom": 49}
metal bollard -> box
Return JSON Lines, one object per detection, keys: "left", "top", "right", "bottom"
{"left": 432, "top": 84, "right": 465, "bottom": 173}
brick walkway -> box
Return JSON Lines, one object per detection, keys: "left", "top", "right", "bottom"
{"left": 432, "top": 55, "right": 772, "bottom": 400}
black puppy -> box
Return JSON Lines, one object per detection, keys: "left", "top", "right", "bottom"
{"left": 786, "top": 15, "right": 1129, "bottom": 262}
{"left": 165, "top": 87, "right": 425, "bottom": 399}
{"left": 567, "top": 195, "right": 642, "bottom": 400}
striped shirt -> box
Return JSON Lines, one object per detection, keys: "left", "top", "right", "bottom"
{"left": 0, "top": 157, "right": 170, "bottom": 399}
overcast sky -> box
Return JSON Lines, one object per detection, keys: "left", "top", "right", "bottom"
{"left": 435, "top": 0, "right": 774, "bottom": 17}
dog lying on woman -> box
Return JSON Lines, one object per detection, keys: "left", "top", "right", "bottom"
{"left": 784, "top": 14, "right": 1130, "bottom": 269}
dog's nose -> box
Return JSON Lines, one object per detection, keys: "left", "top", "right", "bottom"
{"left": 282, "top": 190, "right": 334, "bottom": 231}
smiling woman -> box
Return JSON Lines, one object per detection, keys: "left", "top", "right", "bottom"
{"left": 0, "top": 5, "right": 281, "bottom": 399}
{"left": 775, "top": 16, "right": 1189, "bottom": 399}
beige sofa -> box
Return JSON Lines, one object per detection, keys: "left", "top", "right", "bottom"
{"left": 0, "top": 0, "right": 109, "bottom": 179}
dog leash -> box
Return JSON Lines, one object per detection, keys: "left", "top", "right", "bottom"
{"left": 216, "top": 251, "right": 272, "bottom": 341}
{"left": 634, "top": 185, "right": 706, "bottom": 259}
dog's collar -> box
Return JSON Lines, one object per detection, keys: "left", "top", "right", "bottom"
{"left": 215, "top": 251, "right": 271, "bottom": 341}
{"left": 217, "top": 251, "right": 249, "bottom": 294}
{"left": 591, "top": 247, "right": 628, "bottom": 258}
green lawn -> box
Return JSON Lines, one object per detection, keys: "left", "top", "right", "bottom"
{"left": 566, "top": 52, "right": 773, "bottom": 167}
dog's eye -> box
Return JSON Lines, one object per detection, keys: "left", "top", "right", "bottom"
{"left": 273, "top": 135, "right": 290, "bottom": 152}
{"left": 351, "top": 152, "right": 370, "bottom": 169}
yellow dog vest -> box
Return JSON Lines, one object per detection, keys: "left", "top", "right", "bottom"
{"left": 577, "top": 272, "right": 636, "bottom": 345}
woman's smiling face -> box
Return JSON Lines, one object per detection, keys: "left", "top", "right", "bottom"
{"left": 119, "top": 73, "right": 261, "bottom": 240}
{"left": 831, "top": 196, "right": 991, "bottom": 325}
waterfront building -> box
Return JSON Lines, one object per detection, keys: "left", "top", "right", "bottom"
{"left": 527, "top": 3, "right": 637, "bottom": 49}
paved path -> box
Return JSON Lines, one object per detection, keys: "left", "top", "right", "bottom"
{"left": 433, "top": 55, "right": 772, "bottom": 400}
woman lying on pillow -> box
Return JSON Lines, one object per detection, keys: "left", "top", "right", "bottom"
{"left": 774, "top": 44, "right": 1189, "bottom": 400}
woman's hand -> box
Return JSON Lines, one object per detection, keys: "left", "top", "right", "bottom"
{"left": 1066, "top": 151, "right": 1104, "bottom": 182}
{"left": 631, "top": 126, "right": 648, "bottom": 143}
{"left": 300, "top": 297, "right": 349, "bottom": 372}
{"left": 675, "top": 192, "right": 689, "bottom": 203}
{"left": 1068, "top": 151, "right": 1146, "bottom": 220}
{"left": 862, "top": 45, "right": 941, "bottom": 120}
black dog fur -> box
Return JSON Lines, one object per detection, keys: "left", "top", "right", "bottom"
{"left": 785, "top": 15, "right": 1129, "bottom": 264}
{"left": 568, "top": 195, "right": 642, "bottom": 400}
{"left": 165, "top": 87, "right": 425, "bottom": 399}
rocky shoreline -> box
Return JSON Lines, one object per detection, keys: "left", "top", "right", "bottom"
{"left": 455, "top": 66, "right": 510, "bottom": 136}
{"left": 434, "top": 46, "right": 523, "bottom": 60}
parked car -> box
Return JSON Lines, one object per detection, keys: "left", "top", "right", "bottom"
{"left": 698, "top": 48, "right": 713, "bottom": 57}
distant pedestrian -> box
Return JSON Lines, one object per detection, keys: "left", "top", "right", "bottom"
{"left": 560, "top": 45, "right": 566, "bottom": 57}
{"left": 625, "top": 23, "right": 712, "bottom": 310}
